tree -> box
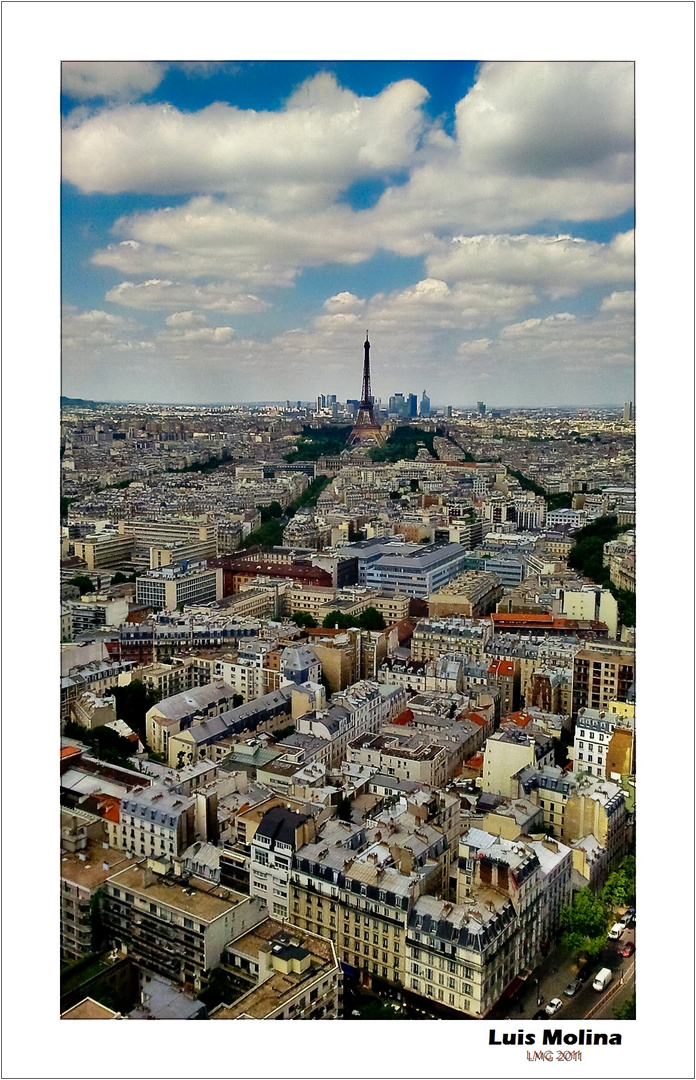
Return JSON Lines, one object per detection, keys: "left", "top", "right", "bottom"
{"left": 110, "top": 572, "right": 130, "bottom": 586}
{"left": 602, "top": 855, "right": 636, "bottom": 908}
{"left": 337, "top": 796, "right": 353, "bottom": 822}
{"left": 613, "top": 992, "right": 636, "bottom": 1020}
{"left": 260, "top": 501, "right": 283, "bottom": 522}
{"left": 273, "top": 724, "right": 296, "bottom": 742}
{"left": 357, "top": 607, "right": 386, "bottom": 632}
{"left": 69, "top": 574, "right": 95, "bottom": 595}
{"left": 63, "top": 719, "right": 135, "bottom": 770}
{"left": 293, "top": 611, "right": 318, "bottom": 628}
{"left": 322, "top": 610, "right": 353, "bottom": 630}
{"left": 232, "top": 694, "right": 244, "bottom": 708}
{"left": 560, "top": 888, "right": 610, "bottom": 958}
{"left": 352, "top": 1000, "right": 401, "bottom": 1020}
{"left": 109, "top": 680, "right": 161, "bottom": 743}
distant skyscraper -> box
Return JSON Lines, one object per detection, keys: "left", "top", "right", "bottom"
{"left": 477, "top": 401, "right": 486, "bottom": 416}
{"left": 622, "top": 401, "right": 634, "bottom": 421}
{"left": 419, "top": 390, "right": 430, "bottom": 418}
{"left": 408, "top": 393, "right": 418, "bottom": 418}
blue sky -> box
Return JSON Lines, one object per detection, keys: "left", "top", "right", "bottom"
{"left": 62, "top": 61, "right": 634, "bottom": 405}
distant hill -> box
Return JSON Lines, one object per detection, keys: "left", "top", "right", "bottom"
{"left": 60, "top": 396, "right": 103, "bottom": 409}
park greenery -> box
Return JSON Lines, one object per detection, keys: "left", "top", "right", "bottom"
{"left": 369, "top": 425, "right": 438, "bottom": 462}
{"left": 568, "top": 515, "right": 636, "bottom": 628}
{"left": 284, "top": 425, "right": 352, "bottom": 462}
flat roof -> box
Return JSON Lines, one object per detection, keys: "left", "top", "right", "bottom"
{"left": 61, "top": 998, "right": 120, "bottom": 1020}
{"left": 61, "top": 845, "right": 137, "bottom": 891}
{"left": 107, "top": 865, "right": 247, "bottom": 923}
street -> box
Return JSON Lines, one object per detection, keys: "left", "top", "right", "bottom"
{"left": 495, "top": 928, "right": 636, "bottom": 1022}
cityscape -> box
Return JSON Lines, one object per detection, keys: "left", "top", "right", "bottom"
{"left": 59, "top": 60, "right": 636, "bottom": 1024}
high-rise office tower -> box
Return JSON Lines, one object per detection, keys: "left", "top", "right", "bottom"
{"left": 419, "top": 390, "right": 431, "bottom": 417}
{"left": 622, "top": 401, "right": 634, "bottom": 421}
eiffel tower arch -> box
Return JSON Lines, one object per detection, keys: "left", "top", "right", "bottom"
{"left": 347, "top": 333, "right": 385, "bottom": 447}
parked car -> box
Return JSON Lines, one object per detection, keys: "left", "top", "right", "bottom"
{"left": 620, "top": 907, "right": 635, "bottom": 926}
{"left": 545, "top": 998, "right": 563, "bottom": 1016}
{"left": 619, "top": 941, "right": 635, "bottom": 958}
{"left": 577, "top": 961, "right": 593, "bottom": 983}
{"left": 533, "top": 1010, "right": 548, "bottom": 1020}
{"left": 564, "top": 979, "right": 581, "bottom": 997}
{"left": 608, "top": 922, "right": 625, "bottom": 940}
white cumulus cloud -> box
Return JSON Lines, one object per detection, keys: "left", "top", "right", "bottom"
{"left": 105, "top": 278, "right": 269, "bottom": 313}
{"left": 62, "top": 62, "right": 166, "bottom": 103}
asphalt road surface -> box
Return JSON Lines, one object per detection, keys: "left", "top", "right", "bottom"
{"left": 499, "top": 929, "right": 635, "bottom": 1022}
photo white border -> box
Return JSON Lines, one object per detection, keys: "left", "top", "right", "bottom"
{"left": 2, "top": 3, "right": 693, "bottom": 1077}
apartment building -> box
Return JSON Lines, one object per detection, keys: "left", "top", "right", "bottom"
{"left": 60, "top": 844, "right": 136, "bottom": 963}
{"left": 348, "top": 733, "right": 449, "bottom": 789}
{"left": 250, "top": 806, "right": 316, "bottom": 920}
{"left": 136, "top": 563, "right": 223, "bottom": 612}
{"left": 572, "top": 706, "right": 634, "bottom": 778}
{"left": 211, "top": 919, "right": 341, "bottom": 1019}
{"left": 487, "top": 658, "right": 520, "bottom": 715}
{"left": 427, "top": 571, "right": 503, "bottom": 618}
{"left": 562, "top": 586, "right": 618, "bottom": 639}
{"left": 290, "top": 821, "right": 420, "bottom": 986}
{"left": 572, "top": 648, "right": 635, "bottom": 715}
{"left": 166, "top": 685, "right": 294, "bottom": 767}
{"left": 102, "top": 864, "right": 267, "bottom": 990}
{"left": 74, "top": 531, "right": 135, "bottom": 570}
{"left": 411, "top": 618, "right": 493, "bottom": 662}
{"left": 295, "top": 682, "right": 406, "bottom": 767}
{"left": 146, "top": 680, "right": 238, "bottom": 757}
{"left": 482, "top": 727, "right": 555, "bottom": 799}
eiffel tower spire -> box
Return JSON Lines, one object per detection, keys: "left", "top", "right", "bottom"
{"left": 348, "top": 332, "right": 384, "bottom": 447}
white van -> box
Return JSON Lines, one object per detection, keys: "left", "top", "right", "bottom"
{"left": 608, "top": 922, "right": 624, "bottom": 940}
{"left": 593, "top": 968, "right": 613, "bottom": 992}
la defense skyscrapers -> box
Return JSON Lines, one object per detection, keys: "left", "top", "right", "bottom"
{"left": 347, "top": 333, "right": 385, "bottom": 447}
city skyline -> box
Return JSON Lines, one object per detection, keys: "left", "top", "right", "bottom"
{"left": 62, "top": 61, "right": 634, "bottom": 406}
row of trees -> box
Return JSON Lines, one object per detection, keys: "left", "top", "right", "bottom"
{"left": 242, "top": 475, "right": 332, "bottom": 549}
{"left": 560, "top": 855, "right": 636, "bottom": 958}
{"left": 292, "top": 606, "right": 387, "bottom": 632}
{"left": 507, "top": 467, "right": 573, "bottom": 511}
{"left": 567, "top": 515, "right": 636, "bottom": 628}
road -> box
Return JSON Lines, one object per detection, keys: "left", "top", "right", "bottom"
{"left": 496, "top": 928, "right": 635, "bottom": 1022}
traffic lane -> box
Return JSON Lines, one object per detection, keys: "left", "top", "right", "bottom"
{"left": 544, "top": 944, "right": 631, "bottom": 1020}
{"left": 588, "top": 958, "right": 635, "bottom": 1020}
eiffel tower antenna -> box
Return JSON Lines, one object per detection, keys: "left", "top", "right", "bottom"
{"left": 348, "top": 333, "right": 384, "bottom": 447}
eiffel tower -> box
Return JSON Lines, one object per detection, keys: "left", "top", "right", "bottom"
{"left": 347, "top": 332, "right": 384, "bottom": 446}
